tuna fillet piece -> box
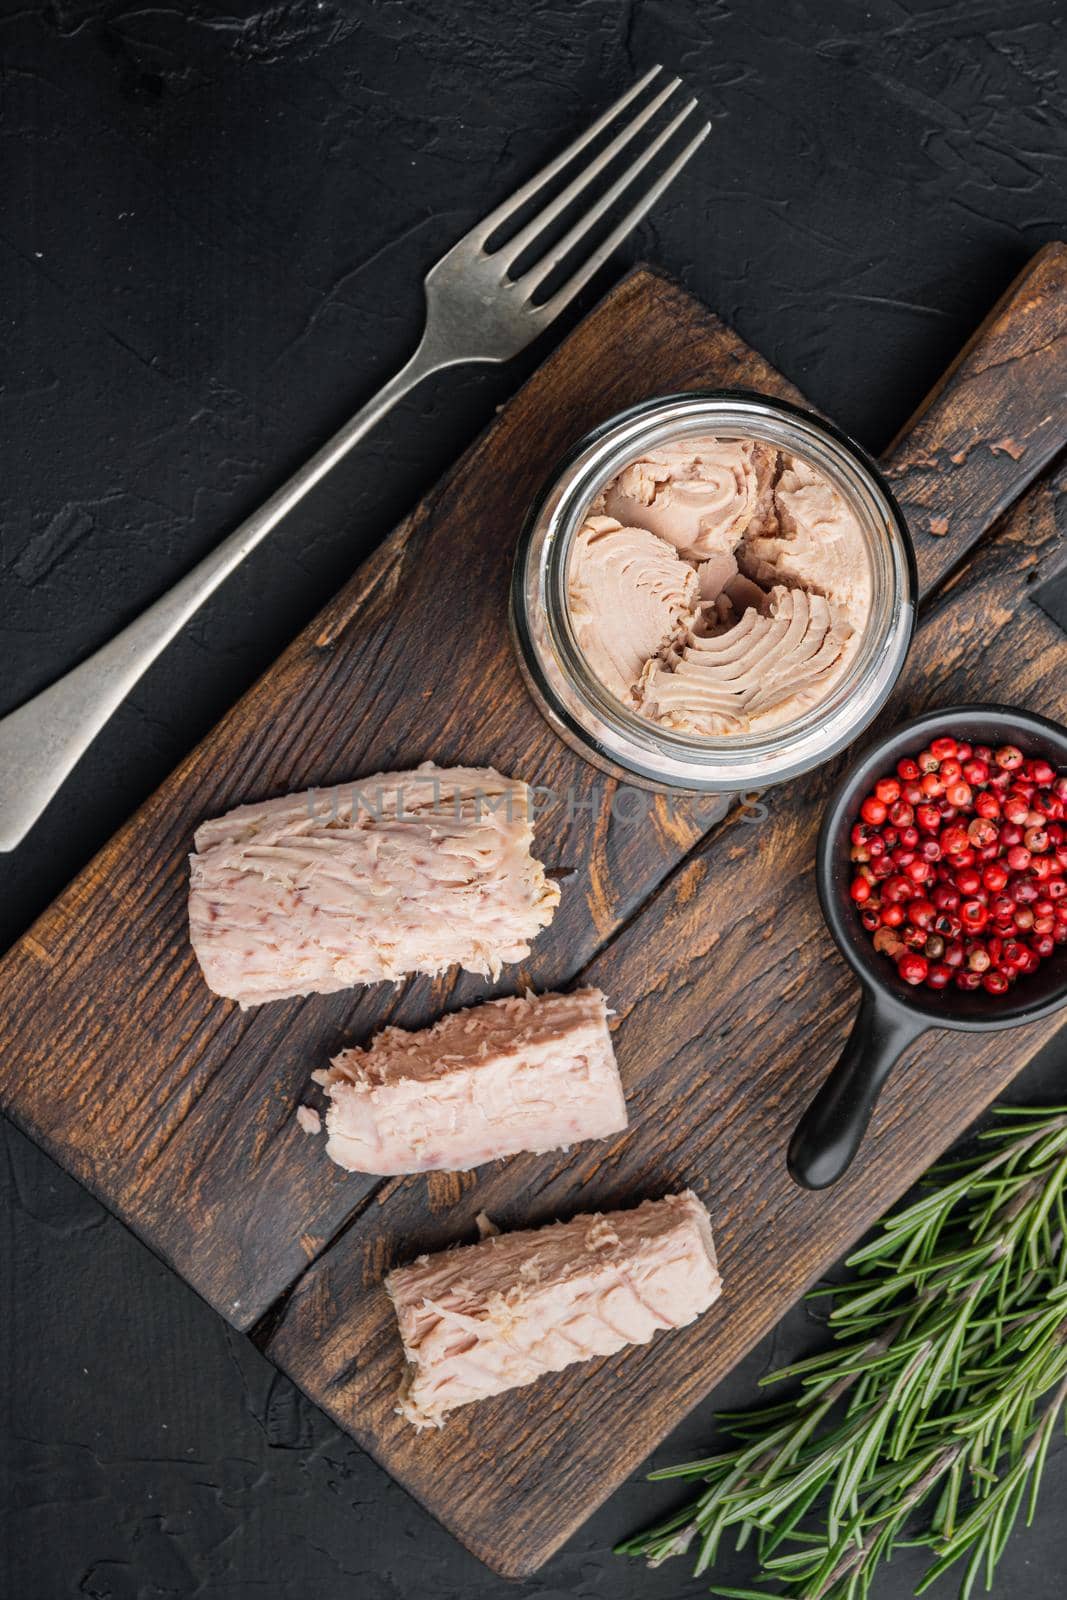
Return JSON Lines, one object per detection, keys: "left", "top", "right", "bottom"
{"left": 189, "top": 762, "right": 560, "bottom": 1007}
{"left": 741, "top": 452, "right": 872, "bottom": 633}
{"left": 603, "top": 435, "right": 777, "bottom": 559}
{"left": 567, "top": 514, "right": 698, "bottom": 704}
{"left": 637, "top": 585, "right": 852, "bottom": 736}
{"left": 387, "top": 1191, "right": 721, "bottom": 1428}
{"left": 320, "top": 988, "right": 625, "bottom": 1175}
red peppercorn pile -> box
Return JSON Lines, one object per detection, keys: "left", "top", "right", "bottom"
{"left": 850, "top": 738, "right": 1067, "bottom": 995}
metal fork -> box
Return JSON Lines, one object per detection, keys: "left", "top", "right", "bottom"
{"left": 0, "top": 65, "right": 708, "bottom": 851}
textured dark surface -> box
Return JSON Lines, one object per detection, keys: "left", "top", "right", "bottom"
{"left": 2, "top": 2, "right": 1066, "bottom": 1597}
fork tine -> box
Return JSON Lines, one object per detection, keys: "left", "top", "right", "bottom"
{"left": 471, "top": 63, "right": 665, "bottom": 244}
{"left": 533, "top": 121, "right": 711, "bottom": 321}
{"left": 517, "top": 98, "right": 700, "bottom": 296}
{"left": 491, "top": 73, "right": 684, "bottom": 269}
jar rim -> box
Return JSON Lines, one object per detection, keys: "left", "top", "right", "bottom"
{"left": 511, "top": 390, "right": 917, "bottom": 793}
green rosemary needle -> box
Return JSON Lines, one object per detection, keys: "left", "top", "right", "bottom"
{"left": 617, "top": 1105, "right": 1067, "bottom": 1600}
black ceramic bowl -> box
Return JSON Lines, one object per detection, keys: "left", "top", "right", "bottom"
{"left": 788, "top": 704, "right": 1067, "bottom": 1190}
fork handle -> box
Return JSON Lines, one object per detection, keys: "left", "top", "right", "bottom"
{"left": 0, "top": 344, "right": 443, "bottom": 852}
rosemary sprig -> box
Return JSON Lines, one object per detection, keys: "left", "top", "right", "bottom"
{"left": 617, "top": 1104, "right": 1067, "bottom": 1600}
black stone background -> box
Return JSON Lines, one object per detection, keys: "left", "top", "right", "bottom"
{"left": 1, "top": 2, "right": 1065, "bottom": 1596}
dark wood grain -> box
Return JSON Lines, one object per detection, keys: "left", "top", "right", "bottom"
{"left": 0, "top": 250, "right": 1062, "bottom": 1554}
{"left": 265, "top": 462, "right": 1067, "bottom": 1577}
{"left": 881, "top": 240, "right": 1067, "bottom": 589}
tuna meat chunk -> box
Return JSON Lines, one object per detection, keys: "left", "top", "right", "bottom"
{"left": 567, "top": 515, "right": 698, "bottom": 704}
{"left": 387, "top": 1190, "right": 721, "bottom": 1428}
{"left": 638, "top": 585, "right": 852, "bottom": 736}
{"left": 189, "top": 762, "right": 560, "bottom": 1007}
{"left": 741, "top": 452, "right": 872, "bottom": 633}
{"left": 319, "top": 987, "right": 625, "bottom": 1176}
{"left": 602, "top": 436, "right": 776, "bottom": 560}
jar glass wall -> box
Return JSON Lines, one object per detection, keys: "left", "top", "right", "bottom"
{"left": 510, "top": 391, "right": 916, "bottom": 793}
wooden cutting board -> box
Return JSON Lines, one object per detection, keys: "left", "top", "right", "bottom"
{"left": 1, "top": 246, "right": 1065, "bottom": 1575}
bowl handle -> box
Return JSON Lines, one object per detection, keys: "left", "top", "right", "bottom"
{"left": 787, "top": 986, "right": 926, "bottom": 1190}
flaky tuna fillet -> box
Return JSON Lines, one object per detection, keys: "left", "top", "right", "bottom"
{"left": 188, "top": 762, "right": 560, "bottom": 1007}
{"left": 638, "top": 586, "right": 852, "bottom": 736}
{"left": 603, "top": 436, "right": 777, "bottom": 559}
{"left": 387, "top": 1191, "right": 721, "bottom": 1429}
{"left": 741, "top": 452, "right": 872, "bottom": 633}
{"left": 567, "top": 515, "right": 698, "bottom": 704}
{"left": 320, "top": 988, "right": 626, "bottom": 1176}
{"left": 695, "top": 548, "right": 739, "bottom": 602}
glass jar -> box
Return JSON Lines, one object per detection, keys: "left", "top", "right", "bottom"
{"left": 510, "top": 391, "right": 916, "bottom": 793}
